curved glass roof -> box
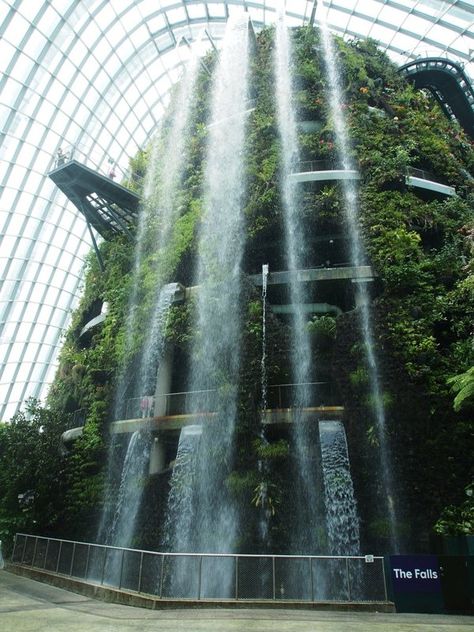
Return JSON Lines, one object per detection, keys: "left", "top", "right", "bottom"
{"left": 1, "top": 0, "right": 473, "bottom": 420}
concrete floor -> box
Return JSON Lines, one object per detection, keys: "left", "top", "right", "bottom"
{"left": 0, "top": 570, "right": 473, "bottom": 632}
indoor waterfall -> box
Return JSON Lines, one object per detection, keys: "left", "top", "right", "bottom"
{"left": 320, "top": 18, "right": 399, "bottom": 551}
{"left": 257, "top": 263, "right": 271, "bottom": 546}
{"left": 97, "top": 62, "right": 198, "bottom": 551}
{"left": 274, "top": 7, "right": 323, "bottom": 556}
{"left": 319, "top": 421, "right": 360, "bottom": 556}
{"left": 164, "top": 13, "right": 251, "bottom": 597}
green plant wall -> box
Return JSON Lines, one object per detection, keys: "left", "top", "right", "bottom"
{"left": 1, "top": 26, "right": 472, "bottom": 553}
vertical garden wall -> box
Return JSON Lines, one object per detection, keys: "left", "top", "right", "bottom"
{"left": 1, "top": 25, "right": 472, "bottom": 555}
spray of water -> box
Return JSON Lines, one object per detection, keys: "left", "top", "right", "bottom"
{"left": 274, "top": 5, "right": 322, "bottom": 555}
{"left": 164, "top": 13, "right": 251, "bottom": 595}
{"left": 319, "top": 17, "right": 399, "bottom": 551}
{"left": 319, "top": 421, "right": 360, "bottom": 555}
{"left": 97, "top": 62, "right": 198, "bottom": 549}
{"left": 257, "top": 263, "right": 271, "bottom": 546}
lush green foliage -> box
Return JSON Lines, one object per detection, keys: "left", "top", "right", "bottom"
{"left": 1, "top": 25, "right": 472, "bottom": 553}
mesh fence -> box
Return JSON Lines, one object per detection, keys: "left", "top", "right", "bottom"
{"left": 12, "top": 534, "right": 387, "bottom": 602}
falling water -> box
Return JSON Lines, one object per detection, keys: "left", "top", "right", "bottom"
{"left": 97, "top": 62, "right": 198, "bottom": 549}
{"left": 257, "top": 263, "right": 270, "bottom": 546}
{"left": 138, "top": 283, "right": 178, "bottom": 396}
{"left": 112, "top": 61, "right": 198, "bottom": 420}
{"left": 319, "top": 20, "right": 399, "bottom": 550}
{"left": 164, "top": 13, "right": 251, "bottom": 595}
{"left": 261, "top": 264, "right": 269, "bottom": 414}
{"left": 319, "top": 421, "right": 360, "bottom": 555}
{"left": 108, "top": 431, "right": 150, "bottom": 547}
{"left": 274, "top": 7, "right": 322, "bottom": 555}
{"left": 163, "top": 425, "right": 202, "bottom": 597}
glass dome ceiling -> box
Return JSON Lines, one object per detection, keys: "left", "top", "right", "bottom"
{"left": 0, "top": 0, "right": 473, "bottom": 420}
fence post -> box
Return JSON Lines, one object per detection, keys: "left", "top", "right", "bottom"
{"left": 32, "top": 537, "right": 39, "bottom": 567}
{"left": 235, "top": 556, "right": 239, "bottom": 600}
{"left": 118, "top": 549, "right": 125, "bottom": 589}
{"left": 346, "top": 557, "right": 352, "bottom": 601}
{"left": 137, "top": 551, "right": 143, "bottom": 593}
{"left": 56, "top": 540, "right": 63, "bottom": 573}
{"left": 159, "top": 554, "right": 165, "bottom": 598}
{"left": 197, "top": 556, "right": 202, "bottom": 600}
{"left": 12, "top": 534, "right": 18, "bottom": 562}
{"left": 381, "top": 558, "right": 388, "bottom": 602}
{"left": 272, "top": 557, "right": 276, "bottom": 600}
{"left": 21, "top": 535, "right": 28, "bottom": 564}
{"left": 309, "top": 557, "right": 314, "bottom": 602}
{"left": 100, "top": 546, "right": 107, "bottom": 585}
{"left": 43, "top": 539, "right": 50, "bottom": 570}
{"left": 69, "top": 542, "right": 76, "bottom": 577}
{"left": 85, "top": 544, "right": 91, "bottom": 580}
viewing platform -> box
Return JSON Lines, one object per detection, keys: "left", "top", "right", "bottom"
{"left": 250, "top": 265, "right": 376, "bottom": 286}
{"left": 48, "top": 147, "right": 141, "bottom": 243}
{"left": 110, "top": 383, "right": 343, "bottom": 435}
{"left": 289, "top": 160, "right": 360, "bottom": 183}
{"left": 405, "top": 167, "right": 456, "bottom": 197}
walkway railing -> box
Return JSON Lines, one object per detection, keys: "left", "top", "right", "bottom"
{"left": 66, "top": 409, "right": 86, "bottom": 430}
{"left": 53, "top": 144, "right": 145, "bottom": 190}
{"left": 295, "top": 159, "right": 341, "bottom": 172}
{"left": 119, "top": 382, "right": 338, "bottom": 420}
{"left": 11, "top": 534, "right": 388, "bottom": 603}
{"left": 407, "top": 166, "right": 448, "bottom": 185}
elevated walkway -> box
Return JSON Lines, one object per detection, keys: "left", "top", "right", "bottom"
{"left": 289, "top": 160, "right": 360, "bottom": 183}
{"left": 250, "top": 265, "right": 376, "bottom": 286}
{"left": 405, "top": 167, "right": 456, "bottom": 197}
{"left": 48, "top": 159, "right": 141, "bottom": 241}
{"left": 399, "top": 57, "right": 474, "bottom": 139}
{"left": 110, "top": 407, "right": 345, "bottom": 435}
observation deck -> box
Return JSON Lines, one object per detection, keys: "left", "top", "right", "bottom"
{"left": 405, "top": 167, "right": 456, "bottom": 197}
{"left": 110, "top": 383, "right": 344, "bottom": 435}
{"left": 250, "top": 265, "right": 376, "bottom": 286}
{"left": 289, "top": 160, "right": 360, "bottom": 184}
{"left": 48, "top": 159, "right": 141, "bottom": 240}
{"left": 399, "top": 57, "right": 474, "bottom": 139}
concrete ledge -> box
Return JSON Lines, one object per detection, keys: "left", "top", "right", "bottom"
{"left": 6, "top": 564, "right": 395, "bottom": 612}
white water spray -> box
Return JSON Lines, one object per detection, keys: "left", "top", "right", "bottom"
{"left": 319, "top": 17, "right": 399, "bottom": 551}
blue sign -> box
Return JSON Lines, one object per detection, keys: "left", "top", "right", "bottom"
{"left": 390, "top": 555, "right": 442, "bottom": 594}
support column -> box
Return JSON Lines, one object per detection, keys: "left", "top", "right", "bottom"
{"left": 153, "top": 345, "right": 174, "bottom": 416}
{"left": 149, "top": 436, "right": 166, "bottom": 475}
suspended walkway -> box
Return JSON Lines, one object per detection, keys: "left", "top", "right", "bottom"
{"left": 289, "top": 160, "right": 360, "bottom": 183}
{"left": 399, "top": 57, "right": 474, "bottom": 139}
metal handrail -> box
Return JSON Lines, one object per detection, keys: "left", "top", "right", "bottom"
{"left": 11, "top": 533, "right": 388, "bottom": 603}
{"left": 118, "top": 382, "right": 338, "bottom": 421}
{"left": 295, "top": 159, "right": 341, "bottom": 172}
{"left": 66, "top": 409, "right": 86, "bottom": 430}
{"left": 53, "top": 144, "right": 145, "bottom": 189}
{"left": 407, "top": 166, "right": 448, "bottom": 185}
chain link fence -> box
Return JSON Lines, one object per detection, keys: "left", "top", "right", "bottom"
{"left": 11, "top": 534, "right": 388, "bottom": 602}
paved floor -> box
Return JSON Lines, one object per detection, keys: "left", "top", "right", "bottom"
{"left": 0, "top": 570, "right": 473, "bottom": 632}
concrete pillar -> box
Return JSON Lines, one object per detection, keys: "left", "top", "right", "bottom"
{"left": 154, "top": 346, "right": 174, "bottom": 416}
{"left": 149, "top": 436, "right": 166, "bottom": 475}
